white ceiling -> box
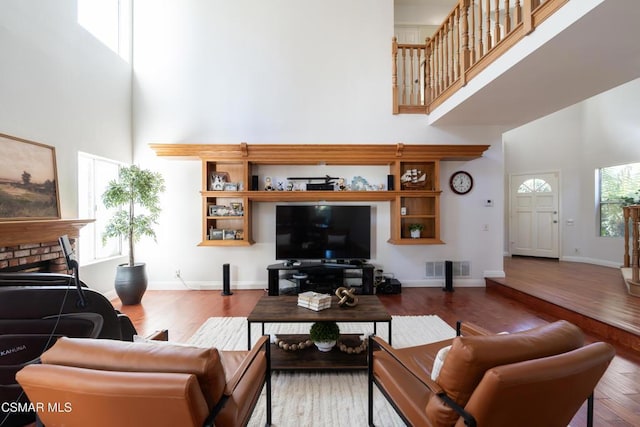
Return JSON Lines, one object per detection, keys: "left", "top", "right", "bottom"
{"left": 394, "top": 0, "right": 457, "bottom": 25}
{"left": 428, "top": 0, "right": 640, "bottom": 127}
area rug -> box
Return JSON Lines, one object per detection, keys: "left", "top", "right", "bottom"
{"left": 188, "top": 315, "right": 456, "bottom": 427}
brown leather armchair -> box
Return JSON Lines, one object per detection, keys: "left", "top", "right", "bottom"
{"left": 16, "top": 335, "right": 271, "bottom": 427}
{"left": 368, "top": 320, "right": 615, "bottom": 427}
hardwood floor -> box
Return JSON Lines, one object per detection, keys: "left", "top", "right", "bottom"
{"left": 114, "top": 258, "right": 640, "bottom": 426}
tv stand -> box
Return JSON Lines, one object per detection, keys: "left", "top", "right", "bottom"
{"left": 267, "top": 262, "right": 374, "bottom": 296}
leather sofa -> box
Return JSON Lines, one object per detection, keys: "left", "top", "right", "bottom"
{"left": 368, "top": 320, "right": 615, "bottom": 427}
{"left": 16, "top": 335, "right": 271, "bottom": 427}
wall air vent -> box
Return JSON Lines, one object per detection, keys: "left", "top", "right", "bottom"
{"left": 425, "top": 261, "right": 470, "bottom": 278}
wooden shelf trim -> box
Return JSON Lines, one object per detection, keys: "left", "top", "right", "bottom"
{"left": 151, "top": 143, "right": 490, "bottom": 247}
{"left": 150, "top": 143, "right": 490, "bottom": 163}
{"left": 0, "top": 219, "right": 94, "bottom": 247}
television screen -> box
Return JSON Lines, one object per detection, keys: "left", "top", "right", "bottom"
{"left": 276, "top": 205, "right": 371, "bottom": 261}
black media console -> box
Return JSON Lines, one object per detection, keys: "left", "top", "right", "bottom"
{"left": 266, "top": 262, "right": 375, "bottom": 296}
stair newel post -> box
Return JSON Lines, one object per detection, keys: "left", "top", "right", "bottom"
{"left": 392, "top": 37, "right": 399, "bottom": 114}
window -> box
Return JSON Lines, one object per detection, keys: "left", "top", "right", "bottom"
{"left": 517, "top": 178, "right": 552, "bottom": 193}
{"left": 598, "top": 162, "right": 640, "bottom": 237}
{"left": 78, "top": 153, "right": 124, "bottom": 263}
{"left": 77, "top": 0, "right": 131, "bottom": 61}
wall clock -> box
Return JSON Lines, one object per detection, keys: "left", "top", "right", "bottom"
{"left": 450, "top": 171, "right": 473, "bottom": 195}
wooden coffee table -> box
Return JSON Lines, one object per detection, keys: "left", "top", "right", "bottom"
{"left": 247, "top": 295, "right": 392, "bottom": 370}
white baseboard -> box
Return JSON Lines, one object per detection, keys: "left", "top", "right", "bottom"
{"left": 559, "top": 256, "right": 620, "bottom": 268}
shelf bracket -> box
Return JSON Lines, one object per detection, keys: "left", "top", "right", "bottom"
{"left": 395, "top": 143, "right": 404, "bottom": 157}
{"left": 241, "top": 142, "right": 248, "bottom": 157}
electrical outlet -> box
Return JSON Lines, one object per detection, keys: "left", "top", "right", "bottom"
{"left": 175, "top": 269, "right": 181, "bottom": 278}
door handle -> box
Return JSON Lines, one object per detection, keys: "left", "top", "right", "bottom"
{"left": 553, "top": 220, "right": 558, "bottom": 223}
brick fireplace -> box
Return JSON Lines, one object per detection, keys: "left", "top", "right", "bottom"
{"left": 0, "top": 240, "right": 71, "bottom": 273}
{"left": 0, "top": 219, "right": 93, "bottom": 273}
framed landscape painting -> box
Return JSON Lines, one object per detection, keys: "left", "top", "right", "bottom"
{"left": 0, "top": 133, "right": 61, "bottom": 220}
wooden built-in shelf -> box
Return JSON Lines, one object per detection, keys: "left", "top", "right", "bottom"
{"left": 151, "top": 143, "right": 489, "bottom": 247}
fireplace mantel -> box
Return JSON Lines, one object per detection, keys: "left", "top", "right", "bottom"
{"left": 0, "top": 219, "right": 94, "bottom": 247}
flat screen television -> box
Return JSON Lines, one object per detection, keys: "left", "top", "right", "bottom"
{"left": 275, "top": 205, "right": 371, "bottom": 261}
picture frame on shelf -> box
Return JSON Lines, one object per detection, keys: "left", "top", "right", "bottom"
{"left": 230, "top": 202, "right": 243, "bottom": 215}
{"left": 209, "top": 205, "right": 229, "bottom": 216}
{"left": 223, "top": 182, "right": 238, "bottom": 191}
{"left": 210, "top": 171, "right": 230, "bottom": 191}
{"left": 209, "top": 228, "right": 223, "bottom": 240}
{"left": 235, "top": 230, "right": 244, "bottom": 240}
{"left": 223, "top": 229, "right": 237, "bottom": 240}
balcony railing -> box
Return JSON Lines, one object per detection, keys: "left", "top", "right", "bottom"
{"left": 393, "top": 0, "right": 569, "bottom": 114}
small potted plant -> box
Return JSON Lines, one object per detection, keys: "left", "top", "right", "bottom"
{"left": 309, "top": 321, "right": 340, "bottom": 352}
{"left": 409, "top": 223, "right": 424, "bottom": 239}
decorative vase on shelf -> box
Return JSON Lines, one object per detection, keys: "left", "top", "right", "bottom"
{"left": 314, "top": 340, "right": 337, "bottom": 352}
{"left": 409, "top": 224, "right": 424, "bottom": 239}
{"left": 310, "top": 321, "right": 340, "bottom": 352}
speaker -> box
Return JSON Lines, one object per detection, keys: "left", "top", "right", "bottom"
{"left": 222, "top": 263, "right": 233, "bottom": 296}
{"left": 387, "top": 174, "right": 394, "bottom": 191}
{"left": 251, "top": 175, "right": 259, "bottom": 191}
{"left": 444, "top": 260, "right": 454, "bottom": 292}
{"left": 377, "top": 278, "right": 401, "bottom": 294}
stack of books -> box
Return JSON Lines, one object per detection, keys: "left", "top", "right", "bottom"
{"left": 297, "top": 291, "right": 332, "bottom": 311}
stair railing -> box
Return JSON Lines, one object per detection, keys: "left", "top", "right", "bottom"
{"left": 393, "top": 0, "right": 569, "bottom": 114}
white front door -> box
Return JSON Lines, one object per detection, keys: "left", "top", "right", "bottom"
{"left": 510, "top": 172, "right": 560, "bottom": 258}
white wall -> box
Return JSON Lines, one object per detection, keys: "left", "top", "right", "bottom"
{"left": 0, "top": 0, "right": 132, "bottom": 293}
{"left": 132, "top": 0, "right": 506, "bottom": 290}
{"left": 504, "top": 78, "right": 640, "bottom": 267}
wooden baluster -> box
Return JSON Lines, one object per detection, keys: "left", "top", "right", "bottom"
{"left": 424, "top": 38, "right": 432, "bottom": 106}
{"left": 478, "top": 0, "right": 484, "bottom": 57}
{"left": 459, "top": 0, "right": 471, "bottom": 80}
{"left": 409, "top": 47, "right": 415, "bottom": 105}
{"left": 446, "top": 16, "right": 452, "bottom": 85}
{"left": 434, "top": 31, "right": 442, "bottom": 95}
{"left": 470, "top": 0, "right": 476, "bottom": 64}
{"left": 455, "top": 7, "right": 460, "bottom": 80}
{"left": 514, "top": 0, "right": 522, "bottom": 25}
{"left": 494, "top": 0, "right": 501, "bottom": 44}
{"left": 624, "top": 206, "right": 631, "bottom": 268}
{"left": 485, "top": 0, "right": 492, "bottom": 50}
{"left": 401, "top": 47, "right": 407, "bottom": 105}
{"left": 505, "top": 0, "right": 511, "bottom": 34}
{"left": 392, "top": 37, "right": 399, "bottom": 114}
{"left": 437, "top": 32, "right": 443, "bottom": 94}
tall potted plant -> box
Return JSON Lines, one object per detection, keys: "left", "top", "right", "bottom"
{"left": 102, "top": 165, "right": 165, "bottom": 305}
